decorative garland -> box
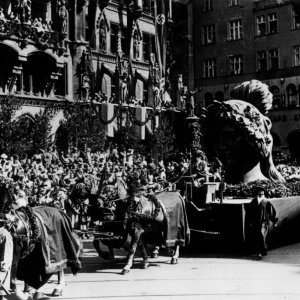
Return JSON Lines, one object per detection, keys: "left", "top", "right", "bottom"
{"left": 97, "top": 104, "right": 120, "bottom": 125}
{"left": 127, "top": 107, "right": 154, "bottom": 126}
{"left": 224, "top": 180, "right": 291, "bottom": 199}
{"left": 17, "top": 206, "right": 40, "bottom": 243}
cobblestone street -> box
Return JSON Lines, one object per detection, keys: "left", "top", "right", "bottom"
{"left": 12, "top": 239, "right": 300, "bottom": 300}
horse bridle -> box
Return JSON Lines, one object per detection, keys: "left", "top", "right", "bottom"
{"left": 12, "top": 210, "right": 36, "bottom": 259}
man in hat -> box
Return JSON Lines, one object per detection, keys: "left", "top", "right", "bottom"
{"left": 38, "top": 175, "right": 53, "bottom": 205}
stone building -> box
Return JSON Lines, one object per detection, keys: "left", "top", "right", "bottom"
{"left": 193, "top": 0, "right": 300, "bottom": 158}
{"left": 0, "top": 0, "right": 175, "bottom": 142}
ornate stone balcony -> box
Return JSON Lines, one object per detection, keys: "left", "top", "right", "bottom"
{"left": 0, "top": 18, "right": 65, "bottom": 54}
{"left": 253, "top": 0, "right": 287, "bottom": 10}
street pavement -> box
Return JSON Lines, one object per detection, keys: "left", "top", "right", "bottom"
{"left": 8, "top": 239, "right": 300, "bottom": 300}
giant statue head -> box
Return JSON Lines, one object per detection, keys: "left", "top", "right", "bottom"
{"left": 204, "top": 80, "right": 284, "bottom": 184}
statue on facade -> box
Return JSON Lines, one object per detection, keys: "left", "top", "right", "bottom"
{"left": 77, "top": 50, "right": 93, "bottom": 100}
{"left": 58, "top": 0, "right": 68, "bottom": 35}
{"left": 133, "top": 30, "right": 140, "bottom": 59}
{"left": 15, "top": 0, "right": 31, "bottom": 24}
{"left": 82, "top": 75, "right": 91, "bottom": 100}
{"left": 0, "top": 8, "right": 6, "bottom": 21}
{"left": 99, "top": 19, "right": 106, "bottom": 52}
{"left": 149, "top": 53, "right": 162, "bottom": 108}
{"left": 203, "top": 80, "right": 284, "bottom": 184}
{"left": 176, "top": 74, "right": 185, "bottom": 110}
{"left": 121, "top": 73, "right": 128, "bottom": 104}
{"left": 185, "top": 91, "right": 195, "bottom": 117}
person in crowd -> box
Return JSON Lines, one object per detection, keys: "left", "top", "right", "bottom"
{"left": 246, "top": 187, "right": 278, "bottom": 259}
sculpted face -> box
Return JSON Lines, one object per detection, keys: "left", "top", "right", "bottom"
{"left": 211, "top": 121, "right": 246, "bottom": 169}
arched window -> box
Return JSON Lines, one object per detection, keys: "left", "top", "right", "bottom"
{"left": 23, "top": 52, "right": 56, "bottom": 97}
{"left": 55, "top": 64, "right": 67, "bottom": 97}
{"left": 271, "top": 131, "right": 281, "bottom": 147}
{"left": 31, "top": 0, "right": 51, "bottom": 22}
{"left": 143, "top": 80, "right": 149, "bottom": 105}
{"left": 215, "top": 91, "right": 224, "bottom": 102}
{"left": 135, "top": 79, "right": 143, "bottom": 101}
{"left": 0, "top": 44, "right": 19, "bottom": 94}
{"left": 287, "top": 83, "right": 297, "bottom": 108}
{"left": 270, "top": 85, "right": 280, "bottom": 108}
{"left": 204, "top": 92, "right": 213, "bottom": 107}
{"left": 287, "top": 129, "right": 300, "bottom": 160}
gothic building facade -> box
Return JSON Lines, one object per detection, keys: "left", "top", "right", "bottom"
{"left": 0, "top": 0, "right": 174, "bottom": 140}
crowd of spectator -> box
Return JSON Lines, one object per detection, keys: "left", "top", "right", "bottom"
{"left": 0, "top": 145, "right": 215, "bottom": 233}
{"left": 276, "top": 164, "right": 300, "bottom": 181}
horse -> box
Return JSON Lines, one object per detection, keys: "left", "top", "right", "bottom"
{"left": 92, "top": 188, "right": 190, "bottom": 275}
{"left": 0, "top": 186, "right": 82, "bottom": 300}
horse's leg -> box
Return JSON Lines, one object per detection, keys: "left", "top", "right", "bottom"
{"left": 171, "top": 245, "right": 180, "bottom": 265}
{"left": 108, "top": 244, "right": 115, "bottom": 264}
{"left": 138, "top": 240, "right": 149, "bottom": 269}
{"left": 93, "top": 239, "right": 109, "bottom": 260}
{"left": 51, "top": 270, "right": 65, "bottom": 297}
{"left": 151, "top": 245, "right": 160, "bottom": 258}
{"left": 121, "top": 225, "right": 144, "bottom": 275}
{"left": 11, "top": 240, "right": 27, "bottom": 300}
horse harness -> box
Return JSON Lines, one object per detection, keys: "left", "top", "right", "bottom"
{"left": 9, "top": 207, "right": 41, "bottom": 259}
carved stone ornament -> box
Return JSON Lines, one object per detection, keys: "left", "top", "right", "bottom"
{"left": 0, "top": 19, "right": 63, "bottom": 53}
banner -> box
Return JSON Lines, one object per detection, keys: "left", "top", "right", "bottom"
{"left": 101, "top": 103, "right": 117, "bottom": 137}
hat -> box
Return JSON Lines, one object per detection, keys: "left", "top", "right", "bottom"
{"left": 40, "top": 179, "right": 51, "bottom": 188}
{"left": 17, "top": 190, "right": 26, "bottom": 198}
{"left": 40, "top": 173, "right": 49, "bottom": 181}
{"left": 58, "top": 187, "right": 67, "bottom": 193}
{"left": 1, "top": 153, "right": 7, "bottom": 159}
{"left": 35, "top": 154, "right": 42, "bottom": 160}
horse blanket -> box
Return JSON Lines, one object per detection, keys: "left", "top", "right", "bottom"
{"left": 17, "top": 206, "right": 82, "bottom": 288}
{"left": 156, "top": 192, "right": 190, "bottom": 247}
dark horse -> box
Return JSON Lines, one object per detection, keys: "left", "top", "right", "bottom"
{"left": 93, "top": 190, "right": 190, "bottom": 275}
{"left": 0, "top": 186, "right": 82, "bottom": 300}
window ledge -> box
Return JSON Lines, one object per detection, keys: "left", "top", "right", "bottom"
{"left": 254, "top": 32, "right": 278, "bottom": 37}
{"left": 202, "top": 42, "right": 217, "bottom": 46}
{"left": 227, "top": 38, "right": 243, "bottom": 42}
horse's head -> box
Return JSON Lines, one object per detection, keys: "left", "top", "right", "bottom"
{"left": 0, "top": 185, "right": 14, "bottom": 214}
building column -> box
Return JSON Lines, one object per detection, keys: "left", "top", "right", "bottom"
{"left": 187, "top": 1, "right": 194, "bottom": 91}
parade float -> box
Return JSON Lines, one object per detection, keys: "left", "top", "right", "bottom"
{"left": 185, "top": 80, "right": 300, "bottom": 249}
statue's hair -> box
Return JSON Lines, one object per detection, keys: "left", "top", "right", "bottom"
{"left": 206, "top": 100, "right": 285, "bottom": 183}
{"left": 231, "top": 80, "right": 273, "bottom": 115}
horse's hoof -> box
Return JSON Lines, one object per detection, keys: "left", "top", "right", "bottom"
{"left": 142, "top": 263, "right": 149, "bottom": 269}
{"left": 52, "top": 288, "right": 63, "bottom": 297}
{"left": 33, "top": 292, "right": 44, "bottom": 300}
{"left": 121, "top": 269, "right": 130, "bottom": 275}
{"left": 151, "top": 253, "right": 159, "bottom": 258}
{"left": 171, "top": 258, "right": 178, "bottom": 264}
